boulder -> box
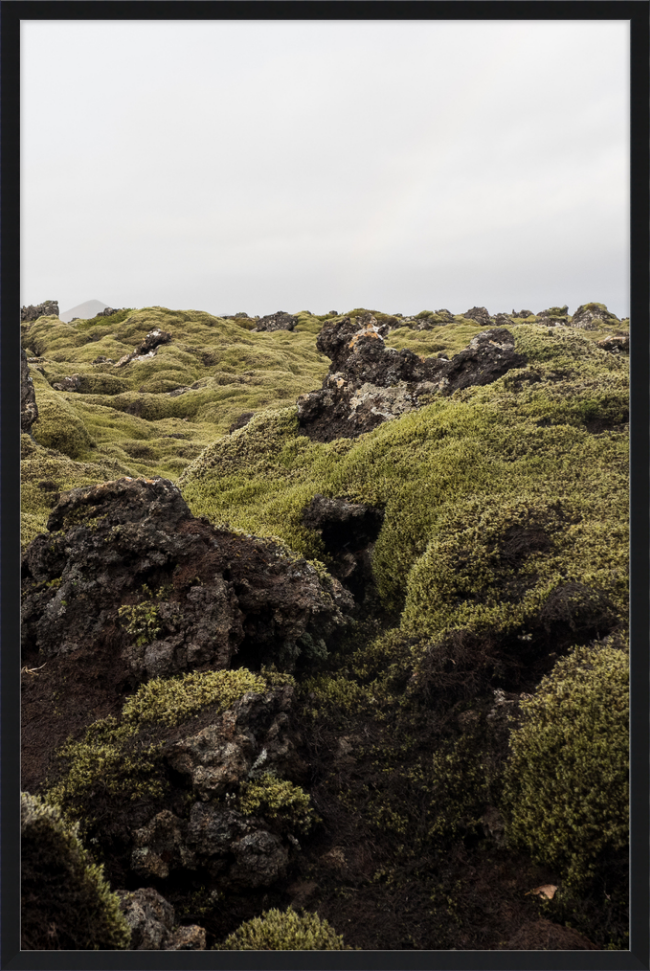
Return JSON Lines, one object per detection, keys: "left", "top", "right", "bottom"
{"left": 21, "top": 476, "right": 353, "bottom": 679}
{"left": 118, "top": 887, "right": 206, "bottom": 950}
{"left": 297, "top": 318, "right": 526, "bottom": 442}
{"left": 21, "top": 300, "right": 59, "bottom": 322}
{"left": 254, "top": 311, "right": 297, "bottom": 332}
{"left": 462, "top": 306, "right": 493, "bottom": 326}
{"left": 21, "top": 348, "right": 39, "bottom": 434}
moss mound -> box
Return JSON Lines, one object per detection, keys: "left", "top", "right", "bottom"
{"left": 215, "top": 907, "right": 349, "bottom": 949}
{"left": 21, "top": 792, "right": 130, "bottom": 950}
{"left": 46, "top": 668, "right": 272, "bottom": 822}
{"left": 501, "top": 640, "right": 629, "bottom": 889}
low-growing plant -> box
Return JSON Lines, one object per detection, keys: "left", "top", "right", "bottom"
{"left": 214, "top": 907, "right": 350, "bottom": 950}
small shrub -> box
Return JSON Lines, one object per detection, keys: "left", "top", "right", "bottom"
{"left": 238, "top": 772, "right": 316, "bottom": 831}
{"left": 215, "top": 907, "right": 349, "bottom": 949}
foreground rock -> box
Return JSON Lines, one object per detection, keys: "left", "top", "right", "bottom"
{"left": 297, "top": 316, "right": 526, "bottom": 441}
{"left": 21, "top": 348, "right": 39, "bottom": 434}
{"left": 118, "top": 888, "right": 206, "bottom": 950}
{"left": 22, "top": 476, "right": 352, "bottom": 678}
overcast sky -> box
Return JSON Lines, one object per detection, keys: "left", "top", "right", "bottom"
{"left": 21, "top": 19, "right": 629, "bottom": 318}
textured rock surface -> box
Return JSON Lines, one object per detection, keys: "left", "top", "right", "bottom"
{"left": 21, "top": 348, "right": 39, "bottom": 434}
{"left": 21, "top": 476, "right": 352, "bottom": 677}
{"left": 254, "top": 311, "right": 297, "bottom": 332}
{"left": 118, "top": 887, "right": 206, "bottom": 950}
{"left": 115, "top": 328, "right": 172, "bottom": 367}
{"left": 297, "top": 318, "right": 526, "bottom": 441}
{"left": 21, "top": 300, "right": 59, "bottom": 322}
{"left": 571, "top": 303, "right": 620, "bottom": 329}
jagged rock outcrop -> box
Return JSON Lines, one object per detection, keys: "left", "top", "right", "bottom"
{"left": 21, "top": 300, "right": 59, "bottom": 322}
{"left": 117, "top": 888, "right": 206, "bottom": 950}
{"left": 297, "top": 317, "right": 526, "bottom": 442}
{"left": 115, "top": 328, "right": 172, "bottom": 367}
{"left": 571, "top": 303, "right": 620, "bottom": 329}
{"left": 21, "top": 348, "right": 39, "bottom": 434}
{"left": 254, "top": 311, "right": 297, "bottom": 332}
{"left": 463, "top": 306, "right": 492, "bottom": 326}
{"left": 21, "top": 476, "right": 352, "bottom": 678}
{"left": 96, "top": 307, "right": 125, "bottom": 318}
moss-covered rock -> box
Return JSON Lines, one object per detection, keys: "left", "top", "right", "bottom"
{"left": 215, "top": 907, "right": 349, "bottom": 949}
{"left": 21, "top": 792, "right": 130, "bottom": 950}
{"left": 501, "top": 640, "right": 629, "bottom": 889}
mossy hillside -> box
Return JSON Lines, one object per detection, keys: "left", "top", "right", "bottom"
{"left": 215, "top": 907, "right": 350, "bottom": 950}
{"left": 501, "top": 640, "right": 629, "bottom": 890}
{"left": 20, "top": 307, "right": 331, "bottom": 537}
{"left": 21, "top": 792, "right": 131, "bottom": 950}
{"left": 181, "top": 325, "right": 628, "bottom": 631}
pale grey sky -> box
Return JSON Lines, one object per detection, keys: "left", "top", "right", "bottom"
{"left": 21, "top": 19, "right": 630, "bottom": 318}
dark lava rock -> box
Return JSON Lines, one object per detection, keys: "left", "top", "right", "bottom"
{"left": 118, "top": 887, "right": 206, "bottom": 950}
{"left": 297, "top": 318, "right": 526, "bottom": 442}
{"left": 462, "top": 306, "right": 493, "bottom": 326}
{"left": 596, "top": 334, "right": 629, "bottom": 354}
{"left": 21, "top": 476, "right": 353, "bottom": 679}
{"left": 115, "top": 329, "right": 172, "bottom": 367}
{"left": 302, "top": 494, "right": 384, "bottom": 600}
{"left": 21, "top": 348, "right": 39, "bottom": 434}
{"left": 95, "top": 307, "right": 125, "bottom": 318}
{"left": 512, "top": 309, "right": 534, "bottom": 319}
{"left": 254, "top": 311, "right": 297, "bottom": 332}
{"left": 21, "top": 300, "right": 59, "bottom": 322}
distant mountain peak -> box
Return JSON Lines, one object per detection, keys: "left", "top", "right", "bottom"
{"left": 60, "top": 299, "right": 109, "bottom": 323}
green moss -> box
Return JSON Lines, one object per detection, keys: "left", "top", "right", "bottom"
{"left": 121, "top": 668, "right": 268, "bottom": 727}
{"left": 21, "top": 792, "right": 131, "bottom": 949}
{"left": 47, "top": 669, "right": 271, "bottom": 819}
{"left": 30, "top": 370, "right": 94, "bottom": 459}
{"left": 215, "top": 907, "right": 350, "bottom": 950}
{"left": 501, "top": 641, "right": 629, "bottom": 889}
{"left": 238, "top": 772, "right": 315, "bottom": 832}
